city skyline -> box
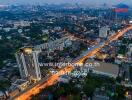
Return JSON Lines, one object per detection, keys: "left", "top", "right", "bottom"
{"left": 0, "top": 0, "right": 132, "bottom": 5}
{"left": 0, "top": 1, "right": 132, "bottom": 100}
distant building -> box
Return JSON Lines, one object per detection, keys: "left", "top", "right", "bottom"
{"left": 0, "top": 91, "right": 6, "bottom": 100}
{"left": 15, "top": 47, "right": 41, "bottom": 82}
{"left": 54, "top": 27, "right": 61, "bottom": 31}
{"left": 109, "top": 30, "right": 115, "bottom": 36}
{"left": 0, "top": 35, "right": 2, "bottom": 40}
{"left": 14, "top": 21, "right": 30, "bottom": 28}
{"left": 64, "top": 39, "right": 72, "bottom": 47}
{"left": 42, "top": 29, "right": 49, "bottom": 35}
{"left": 18, "top": 29, "right": 23, "bottom": 33}
{"left": 128, "top": 44, "right": 132, "bottom": 52}
{"left": 3, "top": 27, "right": 11, "bottom": 32}
{"left": 99, "top": 26, "right": 110, "bottom": 38}
{"left": 0, "top": 27, "right": 2, "bottom": 30}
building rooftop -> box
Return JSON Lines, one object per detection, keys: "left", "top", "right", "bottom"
{"left": 85, "top": 60, "right": 119, "bottom": 78}
{"left": 0, "top": 91, "right": 4, "bottom": 97}
{"left": 13, "top": 79, "right": 28, "bottom": 85}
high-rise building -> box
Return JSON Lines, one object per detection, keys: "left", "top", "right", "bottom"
{"left": 15, "top": 47, "right": 41, "bottom": 82}
{"left": 99, "top": 26, "right": 110, "bottom": 38}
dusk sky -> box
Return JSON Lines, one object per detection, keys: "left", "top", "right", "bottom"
{"left": 0, "top": 0, "right": 132, "bottom": 5}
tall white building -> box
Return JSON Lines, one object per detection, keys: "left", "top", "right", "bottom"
{"left": 128, "top": 44, "right": 132, "bottom": 52}
{"left": 99, "top": 26, "right": 110, "bottom": 38}
{"left": 15, "top": 47, "right": 41, "bottom": 82}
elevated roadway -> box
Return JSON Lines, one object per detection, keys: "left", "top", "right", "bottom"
{"left": 13, "top": 25, "right": 132, "bottom": 100}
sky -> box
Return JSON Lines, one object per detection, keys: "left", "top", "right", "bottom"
{"left": 0, "top": 0, "right": 131, "bottom": 5}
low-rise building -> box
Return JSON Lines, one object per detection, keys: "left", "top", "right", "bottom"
{"left": 84, "top": 60, "right": 119, "bottom": 78}
{"left": 8, "top": 85, "right": 20, "bottom": 98}
{"left": 59, "top": 75, "right": 71, "bottom": 83}
{"left": 14, "top": 21, "right": 30, "bottom": 28}
{"left": 12, "top": 79, "right": 29, "bottom": 91}
{"left": 0, "top": 91, "right": 6, "bottom": 100}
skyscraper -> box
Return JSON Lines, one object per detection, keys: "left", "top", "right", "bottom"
{"left": 99, "top": 26, "right": 110, "bottom": 38}
{"left": 15, "top": 47, "right": 41, "bottom": 82}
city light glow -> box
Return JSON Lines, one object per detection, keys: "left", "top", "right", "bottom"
{"left": 14, "top": 25, "right": 132, "bottom": 100}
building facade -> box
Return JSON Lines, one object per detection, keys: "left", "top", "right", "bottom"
{"left": 99, "top": 26, "right": 110, "bottom": 38}
{"left": 15, "top": 47, "right": 41, "bottom": 82}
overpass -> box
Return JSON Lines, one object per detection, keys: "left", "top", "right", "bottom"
{"left": 13, "top": 25, "right": 132, "bottom": 100}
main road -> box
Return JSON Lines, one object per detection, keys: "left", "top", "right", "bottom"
{"left": 13, "top": 25, "right": 132, "bottom": 100}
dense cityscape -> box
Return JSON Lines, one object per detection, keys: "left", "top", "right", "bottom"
{"left": 0, "top": 1, "right": 132, "bottom": 100}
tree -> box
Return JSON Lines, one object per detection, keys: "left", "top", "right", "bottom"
{"left": 112, "top": 85, "right": 125, "bottom": 100}
{"left": 83, "top": 83, "right": 95, "bottom": 98}
{"left": 54, "top": 87, "right": 65, "bottom": 98}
